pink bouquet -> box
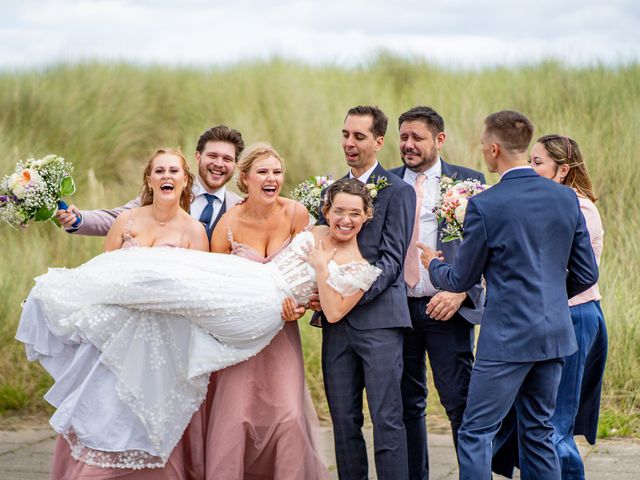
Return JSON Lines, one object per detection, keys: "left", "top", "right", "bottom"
{"left": 433, "top": 176, "right": 489, "bottom": 242}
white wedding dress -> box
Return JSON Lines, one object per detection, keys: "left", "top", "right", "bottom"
{"left": 16, "top": 231, "right": 380, "bottom": 469}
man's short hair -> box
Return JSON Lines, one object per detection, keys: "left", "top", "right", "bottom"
{"left": 196, "top": 125, "right": 245, "bottom": 161}
{"left": 398, "top": 106, "right": 445, "bottom": 137}
{"left": 484, "top": 111, "right": 534, "bottom": 152}
{"left": 346, "top": 105, "right": 388, "bottom": 138}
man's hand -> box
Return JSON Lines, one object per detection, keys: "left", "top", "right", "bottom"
{"left": 426, "top": 292, "right": 467, "bottom": 321}
{"left": 306, "top": 293, "right": 322, "bottom": 312}
{"left": 55, "top": 204, "right": 81, "bottom": 229}
{"left": 416, "top": 242, "right": 444, "bottom": 268}
{"left": 281, "top": 297, "right": 306, "bottom": 322}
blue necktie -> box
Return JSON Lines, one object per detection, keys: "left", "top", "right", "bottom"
{"left": 199, "top": 193, "right": 217, "bottom": 239}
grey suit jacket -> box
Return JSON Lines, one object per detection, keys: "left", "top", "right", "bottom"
{"left": 68, "top": 189, "right": 242, "bottom": 236}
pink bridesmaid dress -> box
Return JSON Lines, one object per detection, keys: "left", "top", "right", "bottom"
{"left": 201, "top": 225, "right": 330, "bottom": 479}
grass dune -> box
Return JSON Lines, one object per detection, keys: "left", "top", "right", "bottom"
{"left": 1, "top": 58, "right": 638, "bottom": 435}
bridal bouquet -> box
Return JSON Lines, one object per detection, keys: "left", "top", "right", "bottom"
{"left": 0, "top": 154, "right": 75, "bottom": 228}
{"left": 291, "top": 175, "right": 334, "bottom": 218}
{"left": 434, "top": 176, "right": 489, "bottom": 242}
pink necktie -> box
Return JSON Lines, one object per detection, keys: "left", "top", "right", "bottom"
{"left": 404, "top": 173, "right": 426, "bottom": 287}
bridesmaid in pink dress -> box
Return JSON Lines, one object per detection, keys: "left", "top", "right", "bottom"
{"left": 49, "top": 148, "right": 211, "bottom": 479}
{"left": 209, "top": 143, "right": 330, "bottom": 479}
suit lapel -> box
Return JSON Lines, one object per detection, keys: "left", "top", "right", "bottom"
{"left": 210, "top": 198, "right": 226, "bottom": 235}
{"left": 436, "top": 159, "right": 452, "bottom": 246}
{"left": 440, "top": 158, "right": 456, "bottom": 180}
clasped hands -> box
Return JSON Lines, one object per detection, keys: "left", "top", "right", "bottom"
{"left": 415, "top": 242, "right": 466, "bottom": 321}
{"left": 281, "top": 239, "right": 336, "bottom": 321}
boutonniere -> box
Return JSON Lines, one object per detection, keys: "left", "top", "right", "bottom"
{"left": 365, "top": 176, "right": 390, "bottom": 199}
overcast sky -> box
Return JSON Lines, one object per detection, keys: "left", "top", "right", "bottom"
{"left": 1, "top": 0, "right": 639, "bottom": 70}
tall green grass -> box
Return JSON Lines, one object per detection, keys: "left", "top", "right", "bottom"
{"left": 1, "top": 58, "right": 638, "bottom": 435}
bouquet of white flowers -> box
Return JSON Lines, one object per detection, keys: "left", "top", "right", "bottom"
{"left": 433, "top": 176, "right": 489, "bottom": 242}
{"left": 0, "top": 154, "right": 76, "bottom": 228}
{"left": 291, "top": 175, "right": 334, "bottom": 218}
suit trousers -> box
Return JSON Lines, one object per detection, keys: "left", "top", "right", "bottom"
{"left": 458, "top": 357, "right": 563, "bottom": 480}
{"left": 401, "top": 296, "right": 474, "bottom": 480}
{"left": 552, "top": 300, "right": 606, "bottom": 480}
{"left": 322, "top": 320, "right": 408, "bottom": 480}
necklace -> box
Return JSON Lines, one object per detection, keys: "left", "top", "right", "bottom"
{"left": 152, "top": 212, "right": 175, "bottom": 227}
{"left": 246, "top": 203, "right": 278, "bottom": 224}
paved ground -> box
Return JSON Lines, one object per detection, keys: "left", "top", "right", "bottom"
{"left": 1, "top": 424, "right": 639, "bottom": 479}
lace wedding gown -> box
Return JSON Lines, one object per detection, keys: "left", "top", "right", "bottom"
{"left": 16, "top": 231, "right": 380, "bottom": 470}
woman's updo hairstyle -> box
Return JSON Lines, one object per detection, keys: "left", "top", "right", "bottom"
{"left": 536, "top": 134, "right": 597, "bottom": 202}
{"left": 321, "top": 178, "right": 374, "bottom": 221}
{"left": 235, "top": 142, "right": 285, "bottom": 195}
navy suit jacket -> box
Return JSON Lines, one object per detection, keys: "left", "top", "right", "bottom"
{"left": 390, "top": 159, "right": 486, "bottom": 325}
{"left": 429, "top": 168, "right": 598, "bottom": 362}
{"left": 315, "top": 163, "right": 416, "bottom": 330}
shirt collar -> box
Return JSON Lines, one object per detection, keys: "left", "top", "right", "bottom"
{"left": 349, "top": 161, "right": 379, "bottom": 183}
{"left": 193, "top": 176, "right": 226, "bottom": 201}
{"left": 404, "top": 158, "right": 442, "bottom": 182}
{"left": 500, "top": 165, "right": 532, "bottom": 180}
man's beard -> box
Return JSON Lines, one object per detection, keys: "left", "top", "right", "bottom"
{"left": 402, "top": 147, "right": 438, "bottom": 172}
{"left": 199, "top": 165, "right": 228, "bottom": 189}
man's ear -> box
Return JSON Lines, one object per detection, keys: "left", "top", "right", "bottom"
{"left": 373, "top": 135, "right": 385, "bottom": 152}
{"left": 491, "top": 142, "right": 500, "bottom": 158}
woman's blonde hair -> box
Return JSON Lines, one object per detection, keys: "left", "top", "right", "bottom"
{"left": 537, "top": 135, "right": 597, "bottom": 202}
{"left": 235, "top": 142, "right": 285, "bottom": 194}
{"left": 140, "top": 148, "right": 194, "bottom": 211}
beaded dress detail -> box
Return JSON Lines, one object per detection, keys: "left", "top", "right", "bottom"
{"left": 16, "top": 231, "right": 380, "bottom": 469}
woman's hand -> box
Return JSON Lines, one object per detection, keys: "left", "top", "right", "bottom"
{"left": 281, "top": 297, "right": 306, "bottom": 322}
{"left": 306, "top": 239, "right": 337, "bottom": 271}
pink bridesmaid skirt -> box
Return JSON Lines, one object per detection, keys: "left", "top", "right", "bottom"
{"left": 50, "top": 323, "right": 330, "bottom": 479}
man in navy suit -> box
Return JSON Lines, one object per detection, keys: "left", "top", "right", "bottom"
{"left": 389, "top": 106, "right": 485, "bottom": 480}
{"left": 317, "top": 105, "right": 416, "bottom": 479}
{"left": 418, "top": 110, "right": 598, "bottom": 479}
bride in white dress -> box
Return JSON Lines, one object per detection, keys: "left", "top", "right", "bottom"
{"left": 16, "top": 170, "right": 380, "bottom": 470}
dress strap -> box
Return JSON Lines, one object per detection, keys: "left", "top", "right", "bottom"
{"left": 289, "top": 202, "right": 298, "bottom": 233}
{"left": 121, "top": 210, "right": 137, "bottom": 246}
{"left": 223, "top": 217, "right": 234, "bottom": 243}
{"left": 124, "top": 210, "right": 135, "bottom": 236}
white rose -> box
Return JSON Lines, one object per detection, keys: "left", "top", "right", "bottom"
{"left": 12, "top": 182, "right": 25, "bottom": 199}
{"left": 369, "top": 189, "right": 378, "bottom": 198}
{"left": 8, "top": 173, "right": 19, "bottom": 189}
{"left": 365, "top": 183, "right": 375, "bottom": 190}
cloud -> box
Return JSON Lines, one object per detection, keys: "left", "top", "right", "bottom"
{"left": 1, "top": 0, "right": 638, "bottom": 69}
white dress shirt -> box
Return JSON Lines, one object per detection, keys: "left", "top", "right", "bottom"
{"left": 189, "top": 176, "right": 226, "bottom": 227}
{"left": 403, "top": 159, "right": 442, "bottom": 298}
{"left": 349, "top": 161, "right": 379, "bottom": 183}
